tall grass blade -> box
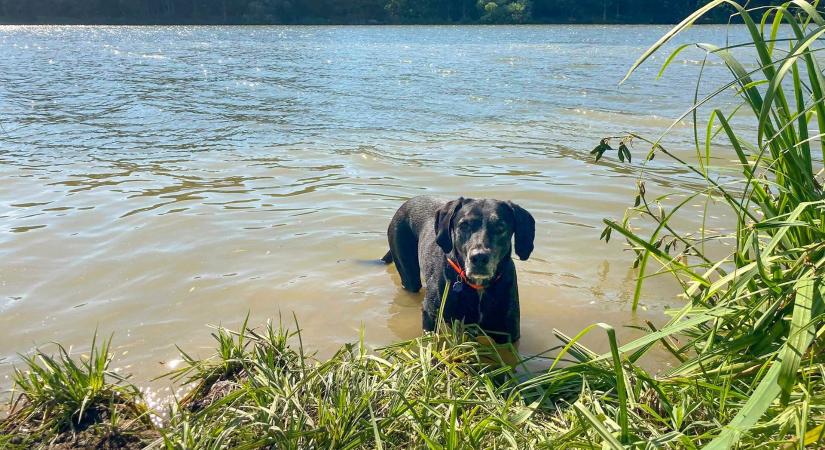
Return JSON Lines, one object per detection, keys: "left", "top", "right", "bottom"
{"left": 622, "top": 0, "right": 735, "bottom": 84}
{"left": 572, "top": 402, "right": 624, "bottom": 450}
{"left": 778, "top": 271, "right": 820, "bottom": 405}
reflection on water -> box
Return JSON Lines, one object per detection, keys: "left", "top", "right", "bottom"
{"left": 0, "top": 25, "right": 751, "bottom": 387}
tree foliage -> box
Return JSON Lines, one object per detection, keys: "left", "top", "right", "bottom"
{"left": 0, "top": 0, "right": 784, "bottom": 24}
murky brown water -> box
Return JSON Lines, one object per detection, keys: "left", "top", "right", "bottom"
{"left": 0, "top": 25, "right": 751, "bottom": 390}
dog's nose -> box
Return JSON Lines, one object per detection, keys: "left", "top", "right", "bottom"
{"left": 469, "top": 250, "right": 490, "bottom": 267}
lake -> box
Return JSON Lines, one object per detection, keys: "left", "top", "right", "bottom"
{"left": 0, "top": 24, "right": 748, "bottom": 391}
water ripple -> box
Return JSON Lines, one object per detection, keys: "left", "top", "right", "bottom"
{"left": 0, "top": 24, "right": 753, "bottom": 386}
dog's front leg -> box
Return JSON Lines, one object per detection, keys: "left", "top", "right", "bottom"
{"left": 422, "top": 309, "right": 436, "bottom": 332}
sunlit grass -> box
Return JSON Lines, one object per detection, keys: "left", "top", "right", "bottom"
{"left": 1, "top": 334, "right": 154, "bottom": 448}
{"left": 154, "top": 318, "right": 562, "bottom": 448}
{"left": 593, "top": 0, "right": 825, "bottom": 447}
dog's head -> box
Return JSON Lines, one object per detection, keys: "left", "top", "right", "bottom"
{"left": 435, "top": 198, "right": 535, "bottom": 286}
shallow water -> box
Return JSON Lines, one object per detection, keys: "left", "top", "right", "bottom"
{"left": 0, "top": 24, "right": 751, "bottom": 389}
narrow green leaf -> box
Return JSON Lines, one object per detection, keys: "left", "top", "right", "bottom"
{"left": 601, "top": 323, "right": 629, "bottom": 444}
{"left": 572, "top": 402, "right": 625, "bottom": 450}
{"left": 704, "top": 362, "right": 783, "bottom": 450}
{"left": 622, "top": 0, "right": 731, "bottom": 84}
{"left": 657, "top": 43, "right": 693, "bottom": 79}
{"left": 778, "top": 271, "right": 820, "bottom": 405}
{"left": 757, "top": 25, "right": 825, "bottom": 147}
{"left": 791, "top": 0, "right": 825, "bottom": 26}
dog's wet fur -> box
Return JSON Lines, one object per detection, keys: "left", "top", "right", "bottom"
{"left": 382, "top": 196, "right": 535, "bottom": 343}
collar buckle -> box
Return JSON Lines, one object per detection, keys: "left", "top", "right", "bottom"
{"left": 446, "top": 258, "right": 486, "bottom": 291}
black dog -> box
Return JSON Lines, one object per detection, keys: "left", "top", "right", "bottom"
{"left": 382, "top": 196, "right": 535, "bottom": 343}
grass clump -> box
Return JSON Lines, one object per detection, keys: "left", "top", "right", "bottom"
{"left": 154, "top": 319, "right": 565, "bottom": 449}
{"left": 590, "top": 0, "right": 825, "bottom": 447}
{"left": 0, "top": 334, "right": 156, "bottom": 449}
{"left": 150, "top": 319, "right": 705, "bottom": 448}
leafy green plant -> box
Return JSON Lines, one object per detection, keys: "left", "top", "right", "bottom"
{"left": 1, "top": 333, "right": 155, "bottom": 449}
{"left": 5, "top": 334, "right": 142, "bottom": 432}
{"left": 587, "top": 0, "right": 825, "bottom": 447}
{"left": 152, "top": 318, "right": 562, "bottom": 449}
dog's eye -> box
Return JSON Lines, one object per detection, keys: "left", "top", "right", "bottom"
{"left": 489, "top": 221, "right": 506, "bottom": 232}
{"left": 458, "top": 221, "right": 470, "bottom": 232}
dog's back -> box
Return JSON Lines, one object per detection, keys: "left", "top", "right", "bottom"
{"left": 383, "top": 196, "right": 445, "bottom": 292}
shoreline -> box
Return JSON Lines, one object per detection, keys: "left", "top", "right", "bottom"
{"left": 1, "top": 320, "right": 562, "bottom": 448}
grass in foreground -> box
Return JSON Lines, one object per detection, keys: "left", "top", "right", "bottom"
{"left": 0, "top": 318, "right": 698, "bottom": 449}
{"left": 0, "top": 334, "right": 155, "bottom": 449}
{"left": 0, "top": 311, "right": 822, "bottom": 448}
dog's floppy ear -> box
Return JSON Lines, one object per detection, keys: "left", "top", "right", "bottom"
{"left": 507, "top": 201, "right": 535, "bottom": 261}
{"left": 435, "top": 198, "right": 464, "bottom": 254}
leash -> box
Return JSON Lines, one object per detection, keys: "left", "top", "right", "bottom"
{"left": 446, "top": 258, "right": 500, "bottom": 292}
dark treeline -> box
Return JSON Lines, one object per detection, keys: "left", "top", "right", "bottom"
{"left": 0, "top": 0, "right": 782, "bottom": 25}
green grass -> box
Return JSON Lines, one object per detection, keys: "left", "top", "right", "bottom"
{"left": 0, "top": 310, "right": 821, "bottom": 448}
{"left": 3, "top": 1, "right": 825, "bottom": 448}
{"left": 156, "top": 319, "right": 558, "bottom": 449}
{"left": 1, "top": 334, "right": 154, "bottom": 448}
{"left": 593, "top": 0, "right": 825, "bottom": 447}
